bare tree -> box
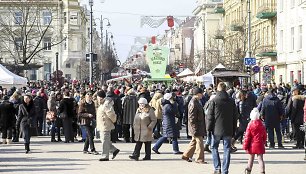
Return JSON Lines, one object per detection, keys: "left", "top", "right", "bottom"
{"left": 0, "top": 1, "right": 65, "bottom": 72}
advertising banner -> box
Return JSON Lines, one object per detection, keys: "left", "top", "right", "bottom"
{"left": 146, "top": 46, "right": 169, "bottom": 79}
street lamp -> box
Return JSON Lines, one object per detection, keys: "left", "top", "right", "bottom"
{"left": 89, "top": 0, "right": 93, "bottom": 84}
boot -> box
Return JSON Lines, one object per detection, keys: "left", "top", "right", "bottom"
{"left": 245, "top": 168, "right": 251, "bottom": 174}
{"left": 231, "top": 138, "right": 236, "bottom": 147}
{"left": 204, "top": 144, "right": 211, "bottom": 153}
{"left": 2, "top": 139, "right": 7, "bottom": 144}
{"left": 6, "top": 139, "right": 12, "bottom": 144}
{"left": 25, "top": 143, "right": 30, "bottom": 154}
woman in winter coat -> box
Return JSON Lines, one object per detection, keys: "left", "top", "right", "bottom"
{"left": 152, "top": 93, "right": 183, "bottom": 154}
{"left": 129, "top": 98, "right": 157, "bottom": 161}
{"left": 16, "top": 94, "right": 36, "bottom": 153}
{"left": 58, "top": 91, "right": 76, "bottom": 143}
{"left": 149, "top": 90, "right": 163, "bottom": 138}
{"left": 78, "top": 92, "right": 98, "bottom": 155}
{"left": 243, "top": 108, "right": 267, "bottom": 174}
{"left": 0, "top": 96, "right": 16, "bottom": 144}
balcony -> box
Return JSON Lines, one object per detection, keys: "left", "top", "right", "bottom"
{"left": 214, "top": 4, "right": 225, "bottom": 15}
{"left": 256, "top": 45, "right": 277, "bottom": 57}
{"left": 256, "top": 4, "right": 277, "bottom": 19}
{"left": 230, "top": 20, "right": 243, "bottom": 32}
{"left": 214, "top": 29, "right": 225, "bottom": 40}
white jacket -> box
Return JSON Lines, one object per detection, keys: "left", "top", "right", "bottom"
{"left": 96, "top": 97, "right": 117, "bottom": 132}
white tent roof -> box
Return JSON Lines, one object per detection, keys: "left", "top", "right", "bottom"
{"left": 0, "top": 64, "right": 28, "bottom": 88}
{"left": 213, "top": 63, "right": 226, "bottom": 70}
{"left": 177, "top": 68, "right": 194, "bottom": 77}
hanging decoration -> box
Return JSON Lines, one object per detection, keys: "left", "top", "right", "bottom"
{"left": 140, "top": 16, "right": 187, "bottom": 28}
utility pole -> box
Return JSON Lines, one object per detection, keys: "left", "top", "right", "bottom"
{"left": 202, "top": 13, "right": 206, "bottom": 74}
{"left": 247, "top": 0, "right": 252, "bottom": 83}
{"left": 55, "top": 52, "right": 59, "bottom": 83}
{"left": 89, "top": 0, "right": 94, "bottom": 84}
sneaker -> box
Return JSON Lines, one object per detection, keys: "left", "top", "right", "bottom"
{"left": 173, "top": 151, "right": 183, "bottom": 154}
{"left": 152, "top": 148, "right": 160, "bottom": 154}
{"left": 91, "top": 151, "right": 99, "bottom": 155}
{"left": 99, "top": 158, "right": 109, "bottom": 161}
{"left": 112, "top": 149, "right": 120, "bottom": 159}
{"left": 204, "top": 144, "right": 212, "bottom": 153}
{"left": 182, "top": 155, "right": 192, "bottom": 162}
{"left": 83, "top": 151, "right": 90, "bottom": 154}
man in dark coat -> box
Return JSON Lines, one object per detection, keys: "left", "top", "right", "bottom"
{"left": 33, "top": 91, "right": 47, "bottom": 136}
{"left": 182, "top": 88, "right": 206, "bottom": 163}
{"left": 207, "top": 82, "right": 238, "bottom": 174}
{"left": 122, "top": 89, "right": 138, "bottom": 142}
{"left": 286, "top": 87, "right": 305, "bottom": 149}
{"left": 107, "top": 87, "right": 123, "bottom": 143}
{"left": 0, "top": 96, "right": 16, "bottom": 144}
{"left": 261, "top": 89, "right": 285, "bottom": 149}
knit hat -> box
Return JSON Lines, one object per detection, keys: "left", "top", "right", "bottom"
{"left": 96, "top": 91, "right": 106, "bottom": 98}
{"left": 138, "top": 98, "right": 148, "bottom": 104}
{"left": 163, "top": 93, "right": 172, "bottom": 101}
{"left": 114, "top": 89, "right": 120, "bottom": 95}
{"left": 250, "top": 108, "right": 260, "bottom": 120}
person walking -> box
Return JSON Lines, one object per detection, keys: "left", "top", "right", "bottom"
{"left": 260, "top": 89, "right": 285, "bottom": 149}
{"left": 58, "top": 91, "right": 76, "bottom": 143}
{"left": 78, "top": 92, "right": 99, "bottom": 155}
{"left": 182, "top": 88, "right": 207, "bottom": 164}
{"left": 0, "top": 96, "right": 16, "bottom": 144}
{"left": 16, "top": 94, "right": 36, "bottom": 154}
{"left": 243, "top": 108, "right": 267, "bottom": 174}
{"left": 129, "top": 98, "right": 157, "bottom": 161}
{"left": 207, "top": 82, "right": 238, "bottom": 174}
{"left": 149, "top": 90, "right": 163, "bottom": 139}
{"left": 152, "top": 93, "right": 183, "bottom": 154}
{"left": 96, "top": 91, "right": 120, "bottom": 161}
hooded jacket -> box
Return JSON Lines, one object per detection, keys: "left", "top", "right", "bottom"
{"left": 243, "top": 119, "right": 267, "bottom": 154}
{"left": 149, "top": 92, "right": 163, "bottom": 119}
{"left": 289, "top": 95, "right": 305, "bottom": 124}
{"left": 260, "top": 93, "right": 284, "bottom": 128}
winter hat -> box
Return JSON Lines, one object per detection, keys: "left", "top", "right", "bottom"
{"left": 163, "top": 93, "right": 172, "bottom": 101}
{"left": 3, "top": 95, "right": 9, "bottom": 101}
{"left": 96, "top": 90, "right": 106, "bottom": 98}
{"left": 138, "top": 98, "right": 148, "bottom": 104}
{"left": 250, "top": 108, "right": 260, "bottom": 120}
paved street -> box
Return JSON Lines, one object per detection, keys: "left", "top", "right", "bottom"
{"left": 0, "top": 134, "right": 305, "bottom": 174}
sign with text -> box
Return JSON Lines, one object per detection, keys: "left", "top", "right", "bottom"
{"left": 244, "top": 57, "right": 256, "bottom": 66}
{"left": 146, "top": 46, "right": 169, "bottom": 78}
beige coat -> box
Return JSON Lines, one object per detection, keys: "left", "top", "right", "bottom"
{"left": 133, "top": 106, "right": 157, "bottom": 142}
{"left": 149, "top": 92, "right": 163, "bottom": 119}
{"left": 96, "top": 97, "right": 117, "bottom": 132}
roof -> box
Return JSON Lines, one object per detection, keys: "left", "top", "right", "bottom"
{"left": 212, "top": 70, "right": 250, "bottom": 77}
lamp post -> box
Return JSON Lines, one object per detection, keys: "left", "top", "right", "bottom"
{"left": 89, "top": 0, "right": 94, "bottom": 84}
{"left": 201, "top": 13, "right": 207, "bottom": 74}
{"left": 55, "top": 52, "right": 59, "bottom": 83}
{"left": 246, "top": 0, "right": 252, "bottom": 83}
{"left": 100, "top": 16, "right": 111, "bottom": 56}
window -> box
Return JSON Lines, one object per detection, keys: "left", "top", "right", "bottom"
{"left": 65, "top": 63, "right": 71, "bottom": 68}
{"left": 70, "top": 12, "right": 78, "bottom": 25}
{"left": 291, "top": 27, "right": 295, "bottom": 51}
{"left": 291, "top": 0, "right": 295, "bottom": 8}
{"left": 298, "top": 70, "right": 302, "bottom": 84}
{"left": 279, "top": 0, "right": 284, "bottom": 12}
{"left": 290, "top": 71, "right": 294, "bottom": 85}
{"left": 279, "top": 75, "right": 283, "bottom": 84}
{"left": 14, "top": 37, "right": 22, "bottom": 51}
{"left": 298, "top": 25, "right": 302, "bottom": 50}
{"left": 64, "top": 12, "right": 67, "bottom": 24}
{"left": 65, "top": 74, "right": 71, "bottom": 80}
{"left": 43, "top": 11, "right": 52, "bottom": 25}
{"left": 43, "top": 37, "right": 52, "bottom": 50}
{"left": 14, "top": 12, "right": 22, "bottom": 24}
{"left": 279, "top": 30, "right": 283, "bottom": 52}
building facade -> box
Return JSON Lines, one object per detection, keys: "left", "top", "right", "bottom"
{"left": 277, "top": 0, "right": 306, "bottom": 84}
{"left": 0, "top": 0, "right": 93, "bottom": 81}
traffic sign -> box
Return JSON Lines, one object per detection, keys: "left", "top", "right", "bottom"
{"left": 244, "top": 57, "right": 256, "bottom": 65}
{"left": 263, "top": 65, "right": 271, "bottom": 73}
{"left": 253, "top": 66, "right": 260, "bottom": 73}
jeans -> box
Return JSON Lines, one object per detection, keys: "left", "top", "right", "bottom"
{"left": 205, "top": 132, "right": 212, "bottom": 145}
{"left": 267, "top": 125, "right": 282, "bottom": 146}
{"left": 100, "top": 131, "right": 118, "bottom": 159}
{"left": 83, "top": 126, "right": 96, "bottom": 152}
{"left": 211, "top": 135, "right": 232, "bottom": 174}
{"left": 153, "top": 136, "right": 180, "bottom": 153}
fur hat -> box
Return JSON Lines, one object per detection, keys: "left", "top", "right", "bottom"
{"left": 138, "top": 98, "right": 148, "bottom": 104}
{"left": 163, "top": 93, "right": 172, "bottom": 101}
{"left": 250, "top": 108, "right": 260, "bottom": 120}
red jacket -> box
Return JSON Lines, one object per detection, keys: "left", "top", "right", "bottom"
{"left": 303, "top": 100, "right": 306, "bottom": 122}
{"left": 243, "top": 120, "right": 267, "bottom": 154}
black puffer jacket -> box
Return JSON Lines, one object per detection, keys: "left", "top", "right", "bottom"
{"left": 207, "top": 91, "right": 238, "bottom": 137}
{"left": 0, "top": 100, "right": 16, "bottom": 128}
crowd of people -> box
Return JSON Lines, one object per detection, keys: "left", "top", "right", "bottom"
{"left": 0, "top": 80, "right": 306, "bottom": 174}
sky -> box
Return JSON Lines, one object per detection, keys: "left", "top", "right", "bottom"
{"left": 80, "top": 0, "right": 197, "bottom": 63}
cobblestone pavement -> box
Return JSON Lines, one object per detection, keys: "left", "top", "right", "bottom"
{"left": 0, "top": 135, "right": 305, "bottom": 174}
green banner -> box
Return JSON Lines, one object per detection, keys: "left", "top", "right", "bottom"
{"left": 146, "top": 46, "right": 169, "bottom": 79}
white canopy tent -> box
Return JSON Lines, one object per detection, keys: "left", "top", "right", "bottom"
{"left": 0, "top": 64, "right": 28, "bottom": 88}
{"left": 196, "top": 71, "right": 214, "bottom": 87}
{"left": 177, "top": 68, "right": 194, "bottom": 78}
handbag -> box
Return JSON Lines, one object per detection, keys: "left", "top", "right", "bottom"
{"left": 90, "top": 119, "right": 96, "bottom": 128}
